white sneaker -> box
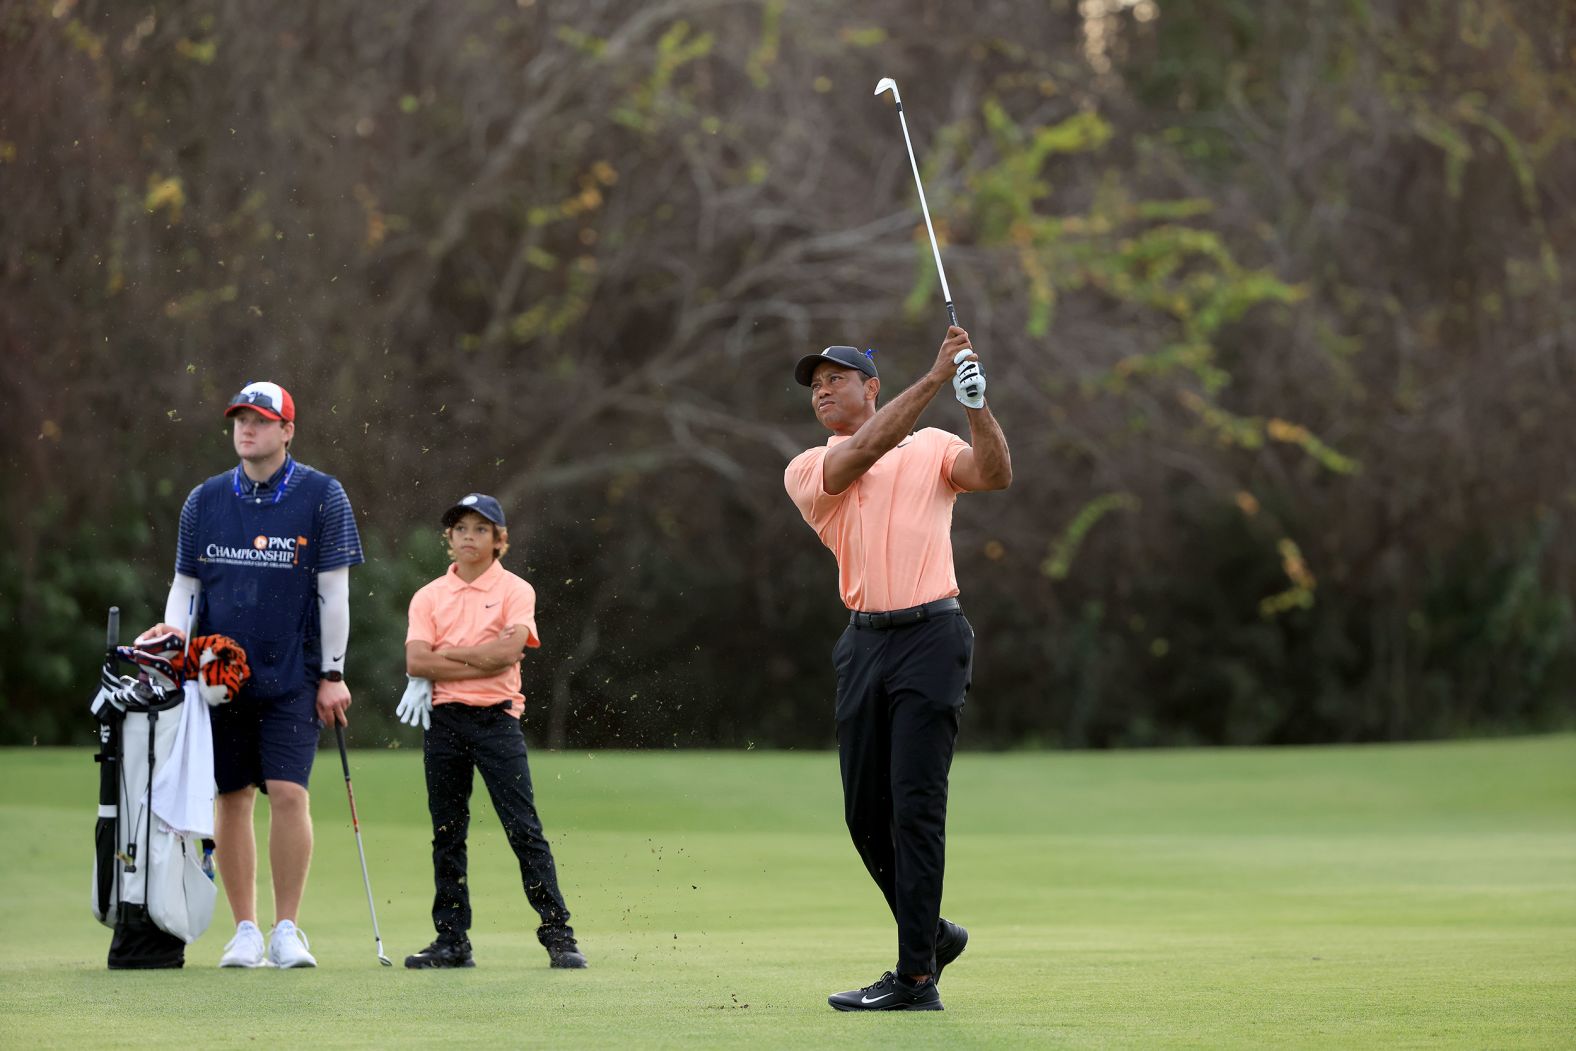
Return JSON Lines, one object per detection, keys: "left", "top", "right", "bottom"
{"left": 267, "top": 920, "right": 317, "bottom": 968}
{"left": 218, "top": 921, "right": 266, "bottom": 968}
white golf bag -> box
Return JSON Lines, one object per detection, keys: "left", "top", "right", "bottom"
{"left": 91, "top": 610, "right": 219, "bottom": 969}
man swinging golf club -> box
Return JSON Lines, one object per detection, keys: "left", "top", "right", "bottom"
{"left": 785, "top": 328, "right": 1012, "bottom": 1011}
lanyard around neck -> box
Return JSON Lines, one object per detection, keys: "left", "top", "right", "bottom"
{"left": 233, "top": 458, "right": 296, "bottom": 505}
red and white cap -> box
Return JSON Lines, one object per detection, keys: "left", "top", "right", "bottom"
{"left": 225, "top": 381, "right": 295, "bottom": 422}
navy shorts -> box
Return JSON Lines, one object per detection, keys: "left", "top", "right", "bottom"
{"left": 210, "top": 682, "right": 320, "bottom": 794}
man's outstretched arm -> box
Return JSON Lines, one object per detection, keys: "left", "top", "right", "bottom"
{"left": 824, "top": 326, "right": 976, "bottom": 494}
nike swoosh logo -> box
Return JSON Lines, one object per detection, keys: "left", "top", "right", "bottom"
{"left": 860, "top": 993, "right": 891, "bottom": 1005}
{"left": 332, "top": 653, "right": 345, "bottom": 662}
{"left": 484, "top": 601, "right": 500, "bottom": 608}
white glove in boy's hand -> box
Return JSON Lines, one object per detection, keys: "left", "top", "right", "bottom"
{"left": 396, "top": 676, "right": 433, "bottom": 729}
{"left": 952, "top": 348, "right": 986, "bottom": 409}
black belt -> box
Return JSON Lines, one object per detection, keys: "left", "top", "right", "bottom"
{"left": 849, "top": 597, "right": 961, "bottom": 630}
{"left": 442, "top": 700, "right": 513, "bottom": 714}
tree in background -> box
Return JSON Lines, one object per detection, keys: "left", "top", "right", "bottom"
{"left": 2, "top": 0, "right": 1572, "bottom": 747}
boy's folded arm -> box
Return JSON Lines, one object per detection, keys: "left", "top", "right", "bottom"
{"left": 482, "top": 624, "right": 532, "bottom": 664}
{"left": 406, "top": 640, "right": 495, "bottom": 681}
{"left": 438, "top": 625, "right": 531, "bottom": 672}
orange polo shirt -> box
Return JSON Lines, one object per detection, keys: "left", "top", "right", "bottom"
{"left": 785, "top": 427, "right": 971, "bottom": 612}
{"left": 406, "top": 558, "right": 541, "bottom": 717}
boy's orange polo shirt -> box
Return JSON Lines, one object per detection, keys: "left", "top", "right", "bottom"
{"left": 406, "top": 558, "right": 540, "bottom": 717}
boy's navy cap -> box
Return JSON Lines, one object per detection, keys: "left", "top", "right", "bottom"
{"left": 794, "top": 346, "right": 878, "bottom": 387}
{"left": 442, "top": 493, "right": 506, "bottom": 529}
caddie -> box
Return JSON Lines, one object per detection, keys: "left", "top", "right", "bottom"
{"left": 144, "top": 380, "right": 363, "bottom": 968}
{"left": 784, "top": 327, "right": 1012, "bottom": 1011}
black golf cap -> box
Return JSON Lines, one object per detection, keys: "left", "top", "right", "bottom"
{"left": 442, "top": 493, "right": 506, "bottom": 529}
{"left": 794, "top": 346, "right": 879, "bottom": 387}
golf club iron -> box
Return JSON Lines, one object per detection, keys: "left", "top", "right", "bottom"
{"left": 335, "top": 724, "right": 393, "bottom": 966}
{"left": 875, "top": 77, "right": 985, "bottom": 406}
{"left": 875, "top": 77, "right": 957, "bottom": 328}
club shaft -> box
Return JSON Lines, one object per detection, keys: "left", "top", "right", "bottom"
{"left": 893, "top": 104, "right": 954, "bottom": 311}
{"left": 336, "top": 725, "right": 387, "bottom": 960}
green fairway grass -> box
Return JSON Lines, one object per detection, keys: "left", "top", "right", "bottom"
{"left": 2, "top": 736, "right": 1573, "bottom": 1048}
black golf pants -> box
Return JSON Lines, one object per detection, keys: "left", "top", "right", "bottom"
{"left": 424, "top": 703, "right": 574, "bottom": 949}
{"left": 834, "top": 608, "right": 973, "bottom": 976}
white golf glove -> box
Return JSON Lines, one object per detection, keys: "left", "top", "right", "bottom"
{"left": 396, "top": 675, "right": 433, "bottom": 729}
{"left": 953, "top": 348, "right": 986, "bottom": 409}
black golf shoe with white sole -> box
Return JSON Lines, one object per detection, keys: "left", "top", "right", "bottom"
{"left": 828, "top": 971, "right": 943, "bottom": 1012}
{"left": 404, "top": 938, "right": 475, "bottom": 969}
{"left": 935, "top": 918, "right": 969, "bottom": 983}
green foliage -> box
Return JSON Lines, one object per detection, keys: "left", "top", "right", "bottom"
{"left": 553, "top": 25, "right": 606, "bottom": 58}
{"left": 4, "top": 0, "right": 1573, "bottom": 751}
{"left": 943, "top": 98, "right": 1345, "bottom": 493}
{"left": 611, "top": 21, "right": 714, "bottom": 130}
{"left": 745, "top": 1, "right": 783, "bottom": 88}
{"left": 1043, "top": 493, "right": 1140, "bottom": 580}
{"left": 0, "top": 484, "right": 166, "bottom": 745}
{"left": 1411, "top": 518, "right": 1576, "bottom": 733}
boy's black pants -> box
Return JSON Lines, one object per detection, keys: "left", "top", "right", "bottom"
{"left": 424, "top": 703, "right": 574, "bottom": 949}
{"left": 833, "top": 608, "right": 973, "bottom": 976}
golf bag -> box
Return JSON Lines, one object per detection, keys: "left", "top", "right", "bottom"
{"left": 90, "top": 609, "right": 220, "bottom": 969}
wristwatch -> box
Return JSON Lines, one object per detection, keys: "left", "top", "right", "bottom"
{"left": 321, "top": 670, "right": 344, "bottom": 683}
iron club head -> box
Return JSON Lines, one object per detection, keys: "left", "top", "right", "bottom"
{"left": 874, "top": 77, "right": 900, "bottom": 103}
{"left": 378, "top": 952, "right": 393, "bottom": 967}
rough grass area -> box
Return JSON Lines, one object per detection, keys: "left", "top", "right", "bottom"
{"left": 2, "top": 736, "right": 1573, "bottom": 1048}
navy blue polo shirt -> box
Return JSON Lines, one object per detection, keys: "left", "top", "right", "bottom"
{"left": 174, "top": 457, "right": 363, "bottom": 697}
{"left": 177, "top": 457, "right": 362, "bottom": 576}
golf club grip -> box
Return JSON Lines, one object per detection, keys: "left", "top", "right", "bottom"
{"left": 106, "top": 607, "right": 119, "bottom": 655}
{"left": 335, "top": 723, "right": 352, "bottom": 780}
{"left": 946, "top": 302, "right": 958, "bottom": 328}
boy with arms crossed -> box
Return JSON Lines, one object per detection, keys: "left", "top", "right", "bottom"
{"left": 397, "top": 493, "right": 585, "bottom": 969}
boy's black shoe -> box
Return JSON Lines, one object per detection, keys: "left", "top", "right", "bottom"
{"left": 935, "top": 919, "right": 969, "bottom": 983}
{"left": 548, "top": 943, "right": 588, "bottom": 969}
{"left": 404, "top": 938, "right": 475, "bottom": 969}
{"left": 828, "top": 971, "right": 943, "bottom": 1012}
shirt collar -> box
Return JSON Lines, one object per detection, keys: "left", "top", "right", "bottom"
{"left": 235, "top": 455, "right": 295, "bottom": 494}
{"left": 444, "top": 557, "right": 504, "bottom": 592}
{"left": 826, "top": 433, "right": 910, "bottom": 448}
